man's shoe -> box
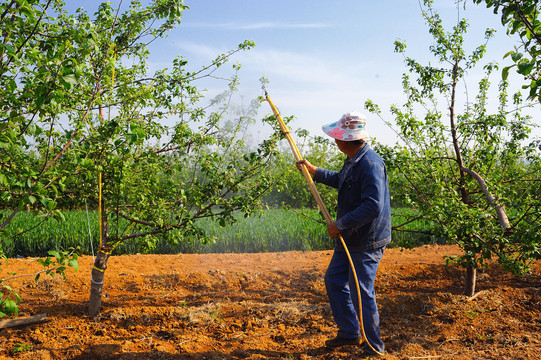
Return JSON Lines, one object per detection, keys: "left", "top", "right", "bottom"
{"left": 324, "top": 335, "right": 361, "bottom": 348}
{"left": 360, "top": 343, "right": 385, "bottom": 357}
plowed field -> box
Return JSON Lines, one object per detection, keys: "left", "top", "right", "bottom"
{"left": 1, "top": 245, "right": 540, "bottom": 359}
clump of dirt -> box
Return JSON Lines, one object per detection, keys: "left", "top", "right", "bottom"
{"left": 0, "top": 245, "right": 540, "bottom": 359}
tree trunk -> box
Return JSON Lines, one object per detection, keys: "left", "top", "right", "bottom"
{"left": 89, "top": 189, "right": 109, "bottom": 317}
{"left": 88, "top": 250, "right": 110, "bottom": 317}
{"left": 464, "top": 266, "right": 476, "bottom": 296}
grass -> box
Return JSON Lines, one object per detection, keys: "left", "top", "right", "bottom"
{"left": 0, "top": 208, "right": 435, "bottom": 258}
{"left": 1, "top": 210, "right": 99, "bottom": 258}
{"left": 390, "top": 207, "right": 441, "bottom": 248}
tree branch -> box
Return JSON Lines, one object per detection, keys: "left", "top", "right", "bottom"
{"left": 459, "top": 166, "right": 510, "bottom": 230}
{"left": 0, "top": 208, "right": 18, "bottom": 230}
{"left": 513, "top": 0, "right": 541, "bottom": 44}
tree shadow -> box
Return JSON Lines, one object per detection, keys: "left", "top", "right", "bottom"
{"left": 69, "top": 344, "right": 361, "bottom": 360}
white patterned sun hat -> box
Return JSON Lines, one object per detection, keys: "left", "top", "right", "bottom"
{"left": 322, "top": 112, "right": 370, "bottom": 141}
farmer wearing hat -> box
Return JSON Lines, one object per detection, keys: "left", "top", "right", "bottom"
{"left": 296, "top": 112, "right": 391, "bottom": 356}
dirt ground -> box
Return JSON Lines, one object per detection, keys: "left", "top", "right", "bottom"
{"left": 0, "top": 244, "right": 540, "bottom": 359}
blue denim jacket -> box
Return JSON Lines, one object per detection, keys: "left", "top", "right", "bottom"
{"left": 313, "top": 144, "right": 391, "bottom": 252}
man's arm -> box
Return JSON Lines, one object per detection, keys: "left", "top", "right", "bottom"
{"left": 296, "top": 159, "right": 340, "bottom": 189}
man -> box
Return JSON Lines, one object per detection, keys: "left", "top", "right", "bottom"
{"left": 296, "top": 112, "right": 391, "bottom": 356}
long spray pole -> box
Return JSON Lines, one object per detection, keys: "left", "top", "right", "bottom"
{"left": 264, "top": 88, "right": 383, "bottom": 356}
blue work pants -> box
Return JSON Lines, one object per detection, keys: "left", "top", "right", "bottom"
{"left": 324, "top": 247, "right": 385, "bottom": 353}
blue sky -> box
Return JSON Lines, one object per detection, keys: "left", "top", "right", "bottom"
{"left": 74, "top": 0, "right": 539, "bottom": 145}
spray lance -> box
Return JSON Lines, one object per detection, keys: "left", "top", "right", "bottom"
{"left": 263, "top": 87, "right": 384, "bottom": 356}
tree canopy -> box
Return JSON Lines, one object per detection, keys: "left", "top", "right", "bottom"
{"left": 366, "top": 0, "right": 541, "bottom": 295}
{"left": 1, "top": 0, "right": 283, "bottom": 317}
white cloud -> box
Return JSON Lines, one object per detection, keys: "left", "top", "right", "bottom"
{"left": 169, "top": 41, "right": 406, "bottom": 138}
{"left": 183, "top": 22, "right": 331, "bottom": 30}
{"left": 241, "top": 49, "right": 352, "bottom": 85}
{"left": 170, "top": 42, "right": 357, "bottom": 85}
{"left": 173, "top": 42, "right": 221, "bottom": 60}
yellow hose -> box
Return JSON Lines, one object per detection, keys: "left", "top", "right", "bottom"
{"left": 264, "top": 89, "right": 383, "bottom": 356}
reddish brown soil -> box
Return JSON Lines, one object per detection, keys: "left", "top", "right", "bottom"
{"left": 0, "top": 245, "right": 540, "bottom": 359}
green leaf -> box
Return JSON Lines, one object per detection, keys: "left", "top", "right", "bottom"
{"left": 80, "top": 158, "right": 93, "bottom": 167}
{"left": 68, "top": 259, "right": 79, "bottom": 272}
{"left": 19, "top": 5, "right": 36, "bottom": 20}
{"left": 502, "top": 66, "right": 511, "bottom": 80}
{"left": 511, "top": 52, "right": 523, "bottom": 62}
{"left": 3, "top": 299, "right": 19, "bottom": 317}
{"left": 62, "top": 74, "right": 77, "bottom": 88}
{"left": 517, "top": 60, "right": 534, "bottom": 75}
{"left": 48, "top": 250, "right": 61, "bottom": 261}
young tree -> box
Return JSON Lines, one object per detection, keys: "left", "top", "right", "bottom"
{"left": 473, "top": 0, "right": 541, "bottom": 102}
{"left": 60, "top": 2, "right": 279, "bottom": 317}
{"left": 366, "top": 0, "right": 541, "bottom": 296}
{"left": 1, "top": 0, "right": 281, "bottom": 317}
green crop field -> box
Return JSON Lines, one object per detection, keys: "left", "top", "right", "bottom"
{"left": 1, "top": 208, "right": 437, "bottom": 258}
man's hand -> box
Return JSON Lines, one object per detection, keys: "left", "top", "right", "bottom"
{"left": 327, "top": 221, "right": 341, "bottom": 239}
{"left": 296, "top": 159, "right": 317, "bottom": 175}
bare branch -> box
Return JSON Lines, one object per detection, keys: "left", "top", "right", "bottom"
{"left": 460, "top": 166, "right": 510, "bottom": 229}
